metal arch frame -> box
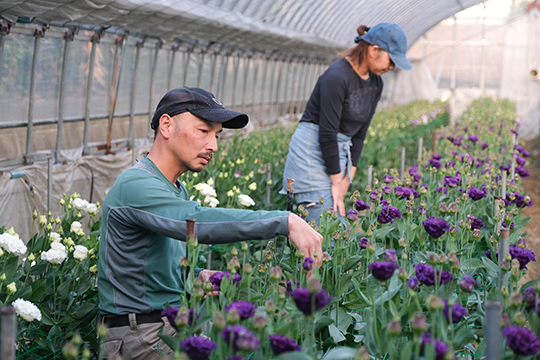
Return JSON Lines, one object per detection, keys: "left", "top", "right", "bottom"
{"left": 290, "top": 0, "right": 326, "bottom": 32}
{"left": 105, "top": 35, "right": 126, "bottom": 155}
{"left": 280, "top": 0, "right": 318, "bottom": 29}
{"left": 320, "top": 0, "right": 366, "bottom": 40}
{"left": 147, "top": 40, "right": 162, "bottom": 138}
{"left": 298, "top": 0, "right": 338, "bottom": 34}
{"left": 230, "top": 53, "right": 241, "bottom": 109}
{"left": 82, "top": 33, "right": 99, "bottom": 156}
{"left": 128, "top": 37, "right": 144, "bottom": 149}
{"left": 258, "top": 54, "right": 270, "bottom": 121}
{"left": 266, "top": 0, "right": 295, "bottom": 24}
{"left": 249, "top": 54, "right": 261, "bottom": 119}
{"left": 271, "top": 0, "right": 305, "bottom": 27}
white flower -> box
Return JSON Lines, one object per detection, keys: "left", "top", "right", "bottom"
{"left": 0, "top": 233, "right": 27, "bottom": 256}
{"left": 50, "top": 242, "right": 66, "bottom": 252}
{"left": 193, "top": 183, "right": 204, "bottom": 191}
{"left": 73, "top": 245, "right": 88, "bottom": 261}
{"left": 248, "top": 182, "right": 257, "bottom": 191}
{"left": 199, "top": 183, "right": 217, "bottom": 197}
{"left": 238, "top": 194, "right": 255, "bottom": 207}
{"left": 72, "top": 198, "right": 89, "bottom": 211}
{"left": 70, "top": 221, "right": 82, "bottom": 233}
{"left": 86, "top": 203, "right": 98, "bottom": 215}
{"left": 41, "top": 242, "right": 67, "bottom": 264}
{"left": 12, "top": 299, "right": 41, "bottom": 322}
{"left": 204, "top": 197, "right": 219, "bottom": 208}
{"left": 49, "top": 232, "right": 62, "bottom": 243}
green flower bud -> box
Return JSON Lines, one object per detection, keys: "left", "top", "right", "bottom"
{"left": 265, "top": 300, "right": 276, "bottom": 314}
{"left": 97, "top": 324, "right": 108, "bottom": 339}
{"left": 515, "top": 311, "right": 526, "bottom": 326}
{"left": 227, "top": 308, "right": 240, "bottom": 324}
{"left": 6, "top": 282, "right": 16, "bottom": 295}
{"left": 0, "top": 273, "right": 6, "bottom": 282}
{"left": 354, "top": 347, "right": 370, "bottom": 360}
{"left": 230, "top": 247, "right": 238, "bottom": 256}
{"left": 46, "top": 223, "right": 53, "bottom": 231}
{"left": 32, "top": 210, "right": 38, "bottom": 219}
{"left": 39, "top": 215, "right": 47, "bottom": 228}
{"left": 213, "top": 311, "right": 226, "bottom": 330}
{"left": 244, "top": 263, "right": 253, "bottom": 274}
{"left": 386, "top": 318, "right": 402, "bottom": 337}
{"left": 241, "top": 242, "right": 249, "bottom": 252}
{"left": 62, "top": 342, "right": 78, "bottom": 359}
{"left": 426, "top": 295, "right": 444, "bottom": 311}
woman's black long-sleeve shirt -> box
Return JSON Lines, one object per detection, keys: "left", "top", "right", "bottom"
{"left": 300, "top": 57, "right": 383, "bottom": 175}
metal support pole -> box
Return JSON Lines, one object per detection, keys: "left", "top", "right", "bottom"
{"left": 418, "top": 137, "right": 423, "bottom": 161}
{"left": 1, "top": 306, "right": 16, "bottom": 360}
{"left": 231, "top": 55, "right": 240, "bottom": 110}
{"left": 501, "top": 171, "right": 507, "bottom": 199}
{"left": 250, "top": 56, "right": 260, "bottom": 119}
{"left": 450, "top": 15, "right": 457, "bottom": 127}
{"left": 182, "top": 46, "right": 193, "bottom": 87}
{"left": 266, "top": 165, "right": 272, "bottom": 205}
{"left": 258, "top": 56, "right": 269, "bottom": 122}
{"left": 83, "top": 33, "right": 99, "bottom": 156}
{"left": 485, "top": 301, "right": 502, "bottom": 360}
{"left": 400, "top": 147, "right": 405, "bottom": 180}
{"left": 196, "top": 48, "right": 206, "bottom": 88}
{"left": 0, "top": 33, "right": 5, "bottom": 85}
{"left": 267, "top": 55, "right": 278, "bottom": 121}
{"left": 479, "top": 2, "right": 486, "bottom": 95}
{"left": 186, "top": 218, "right": 196, "bottom": 241}
{"left": 148, "top": 41, "right": 161, "bottom": 137}
{"left": 272, "top": 57, "right": 284, "bottom": 120}
{"left": 218, "top": 52, "right": 231, "bottom": 102}
{"left": 288, "top": 59, "right": 299, "bottom": 115}
{"left": 25, "top": 30, "right": 44, "bottom": 164}
{"left": 106, "top": 35, "right": 125, "bottom": 154}
{"left": 208, "top": 50, "right": 218, "bottom": 93}
{"left": 295, "top": 60, "right": 306, "bottom": 114}
{"left": 241, "top": 55, "right": 252, "bottom": 113}
{"left": 47, "top": 157, "right": 53, "bottom": 214}
{"left": 55, "top": 30, "right": 74, "bottom": 163}
{"left": 167, "top": 41, "right": 179, "bottom": 91}
{"left": 128, "top": 39, "right": 143, "bottom": 148}
{"left": 280, "top": 57, "right": 292, "bottom": 116}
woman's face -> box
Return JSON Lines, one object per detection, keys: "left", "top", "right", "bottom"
{"left": 367, "top": 47, "right": 395, "bottom": 75}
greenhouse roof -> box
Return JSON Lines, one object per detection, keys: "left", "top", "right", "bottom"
{"left": 0, "top": 0, "right": 485, "bottom": 57}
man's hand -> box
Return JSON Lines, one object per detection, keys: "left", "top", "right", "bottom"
{"left": 197, "top": 270, "right": 219, "bottom": 297}
{"left": 288, "top": 213, "right": 324, "bottom": 268}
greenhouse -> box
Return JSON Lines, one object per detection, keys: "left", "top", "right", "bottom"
{"left": 0, "top": 0, "right": 539, "bottom": 359}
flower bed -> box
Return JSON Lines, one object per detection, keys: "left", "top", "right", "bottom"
{"left": 0, "top": 98, "right": 536, "bottom": 360}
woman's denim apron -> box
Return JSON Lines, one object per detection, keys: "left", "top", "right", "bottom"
{"left": 281, "top": 122, "right": 352, "bottom": 224}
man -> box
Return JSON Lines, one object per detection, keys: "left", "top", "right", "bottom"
{"left": 97, "top": 87, "right": 323, "bottom": 359}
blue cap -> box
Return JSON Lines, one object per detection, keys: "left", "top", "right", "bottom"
{"left": 357, "top": 23, "right": 412, "bottom": 71}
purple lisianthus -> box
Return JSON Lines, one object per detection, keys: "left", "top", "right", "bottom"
{"left": 485, "top": 250, "right": 498, "bottom": 262}
{"left": 423, "top": 216, "right": 450, "bottom": 238}
{"left": 481, "top": 142, "right": 489, "bottom": 150}
{"left": 384, "top": 174, "right": 394, "bottom": 183}
{"left": 428, "top": 158, "right": 442, "bottom": 169}
{"left": 468, "top": 187, "right": 486, "bottom": 201}
{"left": 453, "top": 139, "right": 461, "bottom": 146}
{"left": 161, "top": 307, "right": 199, "bottom": 330}
{"left": 356, "top": 199, "right": 369, "bottom": 211}
{"left": 509, "top": 244, "right": 536, "bottom": 270}
{"left": 413, "top": 173, "right": 422, "bottom": 182}
{"left": 523, "top": 150, "right": 530, "bottom": 157}
{"left": 268, "top": 334, "right": 301, "bottom": 355}
{"left": 290, "top": 288, "right": 332, "bottom": 316}
{"left": 377, "top": 211, "right": 393, "bottom": 224}
{"left": 209, "top": 271, "right": 242, "bottom": 291}
{"left": 222, "top": 325, "right": 260, "bottom": 352}
{"left": 516, "top": 167, "right": 530, "bottom": 178}
{"left": 444, "top": 175, "right": 460, "bottom": 188}
{"left": 516, "top": 156, "right": 526, "bottom": 166}
{"left": 409, "top": 167, "right": 418, "bottom": 175}
{"left": 225, "top": 301, "right": 257, "bottom": 320}
{"left": 383, "top": 185, "right": 392, "bottom": 195}
{"left": 439, "top": 270, "right": 454, "bottom": 284}
{"left": 359, "top": 237, "right": 369, "bottom": 249}
{"left": 502, "top": 325, "right": 540, "bottom": 356}
{"left": 432, "top": 153, "right": 443, "bottom": 160}
{"left": 302, "top": 257, "right": 314, "bottom": 271}
{"left": 524, "top": 287, "right": 538, "bottom": 306}
{"left": 459, "top": 275, "right": 476, "bottom": 293}
{"left": 415, "top": 263, "right": 453, "bottom": 286}
{"left": 347, "top": 208, "right": 358, "bottom": 221}
{"left": 406, "top": 277, "right": 419, "bottom": 291}
{"left": 394, "top": 186, "right": 413, "bottom": 199}
{"left": 369, "top": 191, "right": 379, "bottom": 201}
{"left": 181, "top": 336, "right": 217, "bottom": 360}
{"left": 515, "top": 144, "right": 524, "bottom": 153}
{"left": 468, "top": 134, "right": 479, "bottom": 144}
{"left": 443, "top": 301, "right": 468, "bottom": 324}
{"left": 286, "top": 280, "right": 300, "bottom": 296}
{"left": 384, "top": 249, "right": 398, "bottom": 263}
{"left": 368, "top": 261, "right": 399, "bottom": 281}
{"left": 466, "top": 215, "right": 484, "bottom": 230}
{"left": 421, "top": 332, "right": 451, "bottom": 360}
{"left": 388, "top": 205, "right": 402, "bottom": 219}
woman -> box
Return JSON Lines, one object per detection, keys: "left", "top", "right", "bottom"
{"left": 281, "top": 23, "right": 413, "bottom": 225}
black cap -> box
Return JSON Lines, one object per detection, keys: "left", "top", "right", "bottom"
{"left": 151, "top": 87, "right": 249, "bottom": 130}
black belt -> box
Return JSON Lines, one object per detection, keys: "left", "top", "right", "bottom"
{"left": 101, "top": 310, "right": 163, "bottom": 328}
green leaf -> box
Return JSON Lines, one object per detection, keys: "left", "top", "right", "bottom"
{"left": 328, "top": 324, "right": 347, "bottom": 343}
{"left": 481, "top": 257, "right": 499, "bottom": 278}
{"left": 56, "top": 279, "right": 73, "bottom": 299}
{"left": 322, "top": 347, "right": 357, "bottom": 359}
{"left": 342, "top": 255, "right": 362, "bottom": 273}
{"left": 72, "top": 302, "right": 98, "bottom": 319}
{"left": 400, "top": 341, "right": 414, "bottom": 360}
{"left": 30, "top": 278, "right": 47, "bottom": 302}
{"left": 452, "top": 328, "right": 476, "bottom": 349}
{"left": 315, "top": 315, "right": 334, "bottom": 327}
{"left": 39, "top": 307, "right": 55, "bottom": 326}
{"left": 329, "top": 307, "right": 352, "bottom": 332}
{"left": 158, "top": 334, "right": 179, "bottom": 353}
{"left": 274, "top": 352, "right": 313, "bottom": 360}
{"left": 461, "top": 258, "right": 484, "bottom": 271}
{"left": 336, "top": 274, "right": 352, "bottom": 296}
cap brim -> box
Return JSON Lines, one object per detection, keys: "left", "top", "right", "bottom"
{"left": 389, "top": 53, "right": 413, "bottom": 71}
{"left": 190, "top": 108, "right": 249, "bottom": 129}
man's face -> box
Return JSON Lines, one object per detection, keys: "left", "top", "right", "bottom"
{"left": 170, "top": 112, "right": 223, "bottom": 174}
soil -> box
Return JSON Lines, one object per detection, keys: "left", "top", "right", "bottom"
{"left": 518, "top": 135, "right": 540, "bottom": 285}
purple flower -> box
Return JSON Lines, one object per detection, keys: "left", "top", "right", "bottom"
{"left": 421, "top": 333, "right": 452, "bottom": 360}
{"left": 226, "top": 357, "right": 246, "bottom": 360}
{"left": 409, "top": 167, "right": 418, "bottom": 175}
{"left": 468, "top": 134, "right": 478, "bottom": 144}
{"left": 509, "top": 244, "right": 536, "bottom": 270}
{"left": 413, "top": 173, "right": 422, "bottom": 183}
{"left": 377, "top": 211, "right": 393, "bottom": 224}
{"left": 502, "top": 325, "right": 540, "bottom": 356}
{"left": 268, "top": 334, "right": 301, "bottom": 355}
{"left": 517, "top": 167, "right": 530, "bottom": 178}
{"left": 286, "top": 280, "right": 300, "bottom": 296}
{"left": 414, "top": 263, "right": 453, "bottom": 286}
{"left": 359, "top": 237, "right": 369, "bottom": 249}
{"left": 388, "top": 206, "right": 402, "bottom": 219}
{"left": 468, "top": 187, "right": 486, "bottom": 201}
{"left": 428, "top": 158, "right": 442, "bottom": 169}
{"left": 161, "top": 307, "right": 199, "bottom": 330}
{"left": 524, "top": 287, "right": 537, "bottom": 306}
{"left": 481, "top": 142, "right": 489, "bottom": 150}
{"left": 209, "top": 271, "right": 242, "bottom": 291}
{"left": 225, "top": 301, "right": 257, "bottom": 320}
{"left": 394, "top": 186, "right": 412, "bottom": 199}
{"left": 368, "top": 261, "right": 399, "bottom": 281}
{"left": 523, "top": 150, "right": 530, "bottom": 157}
{"left": 444, "top": 176, "right": 460, "bottom": 188}
{"left": 423, "top": 216, "right": 450, "bottom": 238}
{"left": 453, "top": 139, "right": 461, "bottom": 146}
{"left": 406, "top": 277, "right": 419, "bottom": 291}
{"left": 356, "top": 199, "right": 369, "bottom": 211}
{"left": 302, "top": 257, "right": 314, "bottom": 271}
{"left": 181, "top": 336, "right": 217, "bottom": 360}
{"left": 459, "top": 275, "right": 476, "bottom": 293}
{"left": 347, "top": 208, "right": 358, "bottom": 221}
{"left": 515, "top": 145, "right": 524, "bottom": 153}
{"left": 516, "top": 156, "right": 526, "bottom": 166}
{"left": 467, "top": 215, "right": 484, "bottom": 230}
{"left": 369, "top": 191, "right": 379, "bottom": 201}
{"left": 290, "top": 288, "right": 332, "bottom": 316}
{"left": 221, "top": 325, "right": 260, "bottom": 352}
{"left": 443, "top": 301, "right": 468, "bottom": 324}
{"left": 384, "top": 249, "right": 398, "bottom": 263}
{"left": 384, "top": 174, "right": 394, "bottom": 183}
{"left": 432, "top": 153, "right": 443, "bottom": 160}
{"left": 383, "top": 185, "right": 392, "bottom": 195}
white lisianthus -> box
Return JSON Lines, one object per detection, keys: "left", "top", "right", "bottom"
{"left": 50, "top": 242, "right": 66, "bottom": 252}
{"left": 189, "top": 195, "right": 195, "bottom": 201}
{"left": 204, "top": 197, "right": 219, "bottom": 208}
{"left": 238, "top": 194, "right": 255, "bottom": 207}
{"left": 193, "top": 183, "right": 204, "bottom": 192}
{"left": 41, "top": 242, "right": 67, "bottom": 264}
{"left": 73, "top": 245, "right": 88, "bottom": 261}
{"left": 49, "top": 232, "right": 62, "bottom": 243}
{"left": 0, "top": 233, "right": 27, "bottom": 256}
{"left": 72, "top": 198, "right": 89, "bottom": 211}
{"left": 12, "top": 298, "right": 42, "bottom": 322}
{"left": 199, "top": 183, "right": 217, "bottom": 197}
{"left": 248, "top": 182, "right": 257, "bottom": 191}
{"left": 86, "top": 203, "right": 98, "bottom": 215}
{"left": 70, "top": 221, "right": 82, "bottom": 233}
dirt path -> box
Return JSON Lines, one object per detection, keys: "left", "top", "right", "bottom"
{"left": 519, "top": 136, "right": 540, "bottom": 285}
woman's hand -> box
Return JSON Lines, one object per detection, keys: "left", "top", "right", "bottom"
{"left": 330, "top": 175, "right": 347, "bottom": 216}
{"left": 197, "top": 270, "right": 219, "bottom": 297}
